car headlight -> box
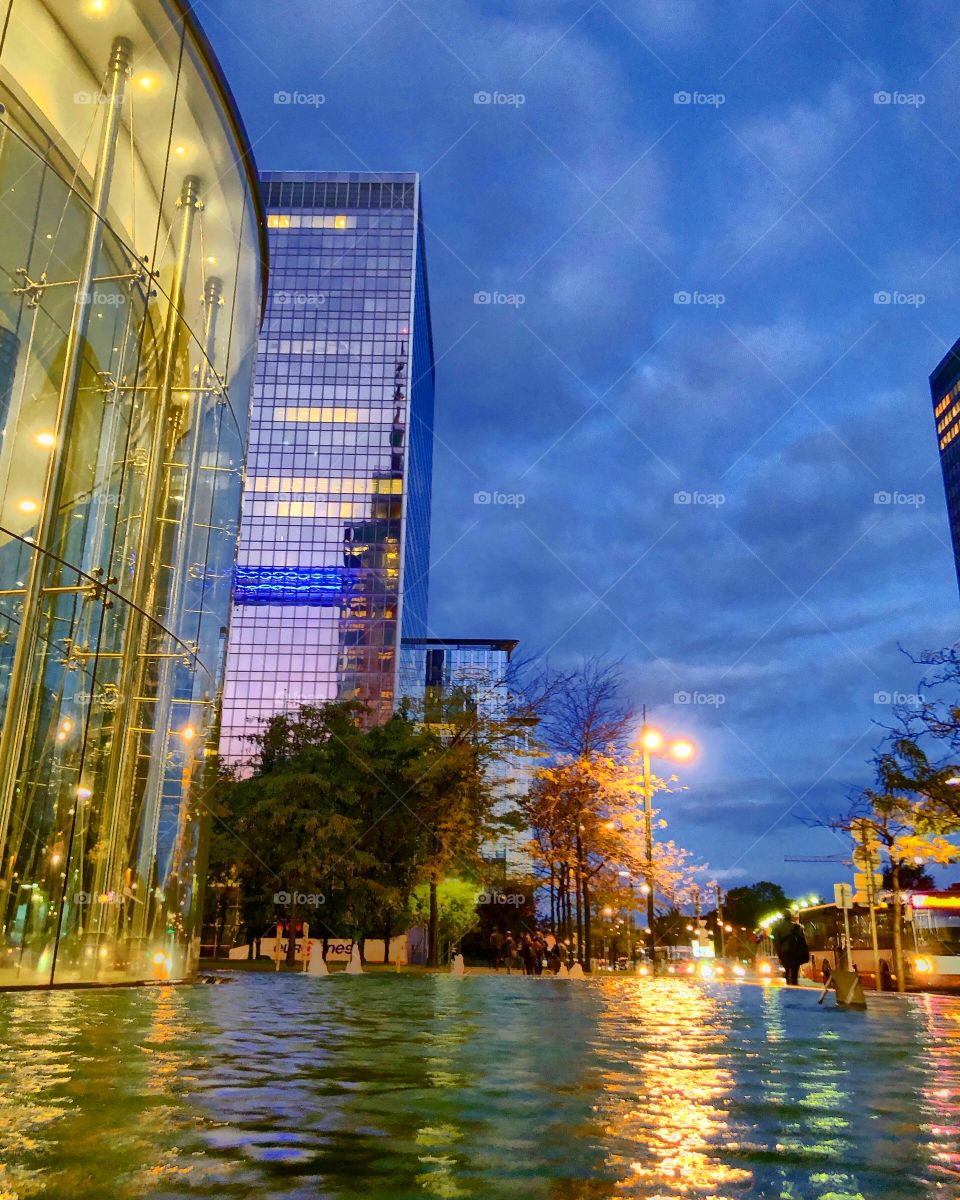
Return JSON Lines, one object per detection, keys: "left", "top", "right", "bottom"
{"left": 913, "top": 956, "right": 933, "bottom": 974}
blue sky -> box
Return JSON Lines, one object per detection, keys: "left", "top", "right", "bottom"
{"left": 201, "top": 0, "right": 960, "bottom": 897}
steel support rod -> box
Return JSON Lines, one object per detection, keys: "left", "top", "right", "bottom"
{"left": 0, "top": 36, "right": 132, "bottom": 898}
{"left": 93, "top": 176, "right": 202, "bottom": 945}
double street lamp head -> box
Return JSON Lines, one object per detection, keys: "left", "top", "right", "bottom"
{"left": 639, "top": 725, "right": 697, "bottom": 762}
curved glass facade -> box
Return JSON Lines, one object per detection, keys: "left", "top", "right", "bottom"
{"left": 0, "top": 0, "right": 266, "bottom": 985}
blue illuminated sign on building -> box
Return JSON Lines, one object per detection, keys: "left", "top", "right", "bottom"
{"left": 234, "top": 565, "right": 350, "bottom": 606}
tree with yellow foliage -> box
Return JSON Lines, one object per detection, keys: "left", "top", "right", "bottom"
{"left": 523, "top": 748, "right": 702, "bottom": 969}
{"left": 831, "top": 788, "right": 957, "bottom": 992}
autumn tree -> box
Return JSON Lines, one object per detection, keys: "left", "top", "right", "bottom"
{"left": 523, "top": 747, "right": 700, "bottom": 969}
{"left": 830, "top": 788, "right": 957, "bottom": 991}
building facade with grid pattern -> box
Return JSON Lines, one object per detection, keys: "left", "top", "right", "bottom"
{"left": 220, "top": 171, "right": 435, "bottom": 760}
{"left": 931, "top": 340, "right": 960, "bottom": 594}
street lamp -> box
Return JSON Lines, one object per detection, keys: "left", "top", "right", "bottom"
{"left": 636, "top": 706, "right": 697, "bottom": 974}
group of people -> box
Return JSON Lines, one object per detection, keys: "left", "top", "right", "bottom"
{"left": 486, "top": 911, "right": 818, "bottom": 986}
{"left": 489, "top": 929, "right": 567, "bottom": 975}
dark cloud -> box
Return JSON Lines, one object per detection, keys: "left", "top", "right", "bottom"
{"left": 203, "top": 0, "right": 960, "bottom": 895}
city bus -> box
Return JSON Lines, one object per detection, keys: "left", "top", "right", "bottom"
{"left": 797, "top": 891, "right": 960, "bottom": 991}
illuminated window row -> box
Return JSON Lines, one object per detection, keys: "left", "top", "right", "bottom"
{"left": 273, "top": 406, "right": 362, "bottom": 423}
{"left": 936, "top": 382, "right": 960, "bottom": 419}
{"left": 261, "top": 339, "right": 405, "bottom": 356}
{"left": 248, "top": 476, "right": 402, "bottom": 495}
{"left": 938, "top": 399, "right": 960, "bottom": 434}
{"left": 272, "top": 500, "right": 377, "bottom": 518}
{"left": 268, "top": 213, "right": 355, "bottom": 229}
{"left": 942, "top": 423, "right": 960, "bottom": 451}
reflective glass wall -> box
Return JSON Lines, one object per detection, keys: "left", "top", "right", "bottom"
{"left": 0, "top": 0, "right": 266, "bottom": 985}
{"left": 220, "top": 172, "right": 435, "bottom": 760}
{"left": 398, "top": 638, "right": 533, "bottom": 874}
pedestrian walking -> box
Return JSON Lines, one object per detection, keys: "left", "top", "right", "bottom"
{"left": 520, "top": 932, "right": 536, "bottom": 975}
{"left": 489, "top": 928, "right": 503, "bottom": 970}
{"left": 532, "top": 931, "right": 545, "bottom": 976}
{"left": 503, "top": 931, "right": 516, "bottom": 974}
{"left": 775, "top": 912, "right": 810, "bottom": 986}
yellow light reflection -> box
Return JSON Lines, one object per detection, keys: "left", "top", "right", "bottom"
{"left": 601, "top": 979, "right": 751, "bottom": 1193}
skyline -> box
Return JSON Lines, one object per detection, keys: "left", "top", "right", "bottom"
{"left": 201, "top": 0, "right": 960, "bottom": 895}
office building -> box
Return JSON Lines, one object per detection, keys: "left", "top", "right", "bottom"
{"left": 931, "top": 340, "right": 960, "bottom": 592}
{"left": 399, "top": 637, "right": 533, "bottom": 875}
{"left": 220, "top": 172, "right": 435, "bottom": 758}
{"left": 0, "top": 0, "right": 267, "bottom": 985}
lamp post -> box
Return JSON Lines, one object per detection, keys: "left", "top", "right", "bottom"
{"left": 618, "top": 869, "right": 633, "bottom": 964}
{"left": 716, "top": 885, "right": 725, "bottom": 959}
{"left": 637, "top": 706, "right": 696, "bottom": 974}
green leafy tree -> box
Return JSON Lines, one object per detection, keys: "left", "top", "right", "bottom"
{"left": 881, "top": 862, "right": 934, "bottom": 891}
{"left": 406, "top": 879, "right": 480, "bottom": 957}
{"left": 722, "top": 881, "right": 790, "bottom": 931}
{"left": 218, "top": 703, "right": 379, "bottom": 964}
{"left": 400, "top": 669, "right": 554, "bottom": 966}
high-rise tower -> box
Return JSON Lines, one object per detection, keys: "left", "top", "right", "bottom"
{"left": 221, "top": 172, "right": 435, "bottom": 758}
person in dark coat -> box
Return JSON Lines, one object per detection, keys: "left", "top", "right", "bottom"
{"left": 775, "top": 912, "right": 810, "bottom": 985}
{"left": 503, "top": 931, "right": 516, "bottom": 974}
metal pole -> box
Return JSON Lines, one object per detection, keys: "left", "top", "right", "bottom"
{"left": 94, "top": 175, "right": 202, "bottom": 947}
{"left": 132, "top": 272, "right": 221, "bottom": 914}
{"left": 717, "top": 885, "right": 725, "bottom": 958}
{"left": 841, "top": 898, "right": 853, "bottom": 972}
{"left": 642, "top": 729, "right": 655, "bottom": 971}
{"left": 0, "top": 36, "right": 132, "bottom": 884}
{"left": 867, "top": 872, "right": 882, "bottom": 990}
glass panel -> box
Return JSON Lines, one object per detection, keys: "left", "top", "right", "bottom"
{"left": 0, "top": 0, "right": 264, "bottom": 986}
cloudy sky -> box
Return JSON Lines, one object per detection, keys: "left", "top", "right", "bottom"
{"left": 201, "top": 0, "right": 960, "bottom": 896}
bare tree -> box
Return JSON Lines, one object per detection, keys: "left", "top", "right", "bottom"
{"left": 539, "top": 656, "right": 635, "bottom": 758}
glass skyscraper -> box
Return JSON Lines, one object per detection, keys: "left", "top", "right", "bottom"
{"left": 398, "top": 638, "right": 533, "bottom": 875}
{"left": 221, "top": 172, "right": 435, "bottom": 759}
{"left": 931, "top": 340, "right": 960, "bottom": 593}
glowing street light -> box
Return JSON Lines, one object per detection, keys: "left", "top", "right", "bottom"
{"left": 635, "top": 708, "right": 698, "bottom": 974}
{"left": 670, "top": 738, "right": 695, "bottom": 761}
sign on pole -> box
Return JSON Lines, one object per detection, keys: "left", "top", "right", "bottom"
{"left": 833, "top": 882, "right": 854, "bottom": 970}
{"left": 850, "top": 819, "right": 882, "bottom": 987}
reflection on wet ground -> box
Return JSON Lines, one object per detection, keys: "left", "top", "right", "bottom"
{"left": 0, "top": 974, "right": 956, "bottom": 1198}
